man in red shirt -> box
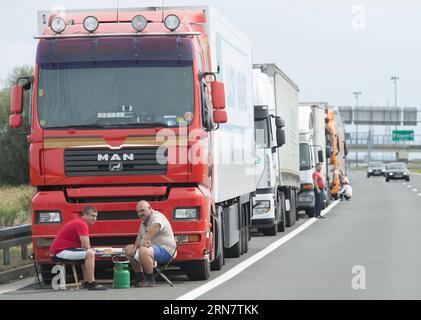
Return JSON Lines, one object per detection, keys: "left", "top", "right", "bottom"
{"left": 312, "top": 163, "right": 326, "bottom": 219}
{"left": 49, "top": 206, "right": 106, "bottom": 290}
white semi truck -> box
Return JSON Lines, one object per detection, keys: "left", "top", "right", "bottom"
{"left": 252, "top": 64, "right": 300, "bottom": 235}
{"left": 297, "top": 103, "right": 331, "bottom": 217}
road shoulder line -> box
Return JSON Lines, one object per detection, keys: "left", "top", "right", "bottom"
{"left": 177, "top": 200, "right": 340, "bottom": 300}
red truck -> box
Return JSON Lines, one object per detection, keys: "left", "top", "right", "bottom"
{"left": 9, "top": 6, "right": 256, "bottom": 282}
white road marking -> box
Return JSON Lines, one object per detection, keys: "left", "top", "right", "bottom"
{"left": 0, "top": 278, "right": 33, "bottom": 295}
{"left": 418, "top": 194, "right": 421, "bottom": 197}
{"left": 407, "top": 185, "right": 412, "bottom": 188}
{"left": 177, "top": 200, "right": 340, "bottom": 300}
{"left": 413, "top": 189, "right": 418, "bottom": 192}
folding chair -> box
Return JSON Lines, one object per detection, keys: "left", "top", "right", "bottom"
{"left": 154, "top": 238, "right": 181, "bottom": 287}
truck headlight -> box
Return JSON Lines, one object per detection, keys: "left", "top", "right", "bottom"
{"left": 173, "top": 207, "right": 200, "bottom": 220}
{"left": 36, "top": 211, "right": 62, "bottom": 224}
{"left": 404, "top": 172, "right": 408, "bottom": 175}
{"left": 253, "top": 200, "right": 270, "bottom": 216}
{"left": 389, "top": 173, "right": 393, "bottom": 176}
{"left": 368, "top": 169, "right": 372, "bottom": 172}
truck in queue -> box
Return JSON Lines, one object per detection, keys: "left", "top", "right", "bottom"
{"left": 8, "top": 5, "right": 256, "bottom": 282}
{"left": 251, "top": 64, "right": 300, "bottom": 235}
{"left": 297, "top": 103, "right": 331, "bottom": 217}
{"left": 325, "top": 109, "right": 348, "bottom": 199}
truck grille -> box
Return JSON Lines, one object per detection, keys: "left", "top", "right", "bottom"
{"left": 64, "top": 147, "right": 167, "bottom": 177}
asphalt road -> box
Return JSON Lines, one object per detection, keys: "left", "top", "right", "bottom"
{"left": 2, "top": 171, "right": 421, "bottom": 300}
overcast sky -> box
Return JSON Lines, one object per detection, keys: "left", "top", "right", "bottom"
{"left": 1, "top": 0, "right": 420, "bottom": 107}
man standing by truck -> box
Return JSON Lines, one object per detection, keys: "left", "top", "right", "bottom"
{"left": 312, "top": 163, "right": 326, "bottom": 219}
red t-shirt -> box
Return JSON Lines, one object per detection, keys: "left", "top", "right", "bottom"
{"left": 312, "top": 171, "right": 326, "bottom": 189}
{"left": 49, "top": 217, "right": 89, "bottom": 255}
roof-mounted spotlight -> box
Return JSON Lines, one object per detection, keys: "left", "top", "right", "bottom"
{"left": 164, "top": 14, "right": 180, "bottom": 32}
{"left": 83, "top": 16, "right": 99, "bottom": 33}
{"left": 132, "top": 15, "right": 148, "bottom": 32}
{"left": 51, "top": 17, "right": 66, "bottom": 34}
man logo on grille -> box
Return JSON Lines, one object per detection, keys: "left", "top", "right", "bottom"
{"left": 110, "top": 162, "right": 123, "bottom": 172}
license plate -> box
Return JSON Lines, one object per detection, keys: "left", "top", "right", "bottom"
{"left": 395, "top": 175, "right": 402, "bottom": 178}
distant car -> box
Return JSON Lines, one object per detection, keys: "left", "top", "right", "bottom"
{"left": 385, "top": 162, "right": 410, "bottom": 182}
{"left": 367, "top": 161, "right": 386, "bottom": 177}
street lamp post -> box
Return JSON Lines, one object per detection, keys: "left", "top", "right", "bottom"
{"left": 353, "top": 91, "right": 362, "bottom": 167}
{"left": 391, "top": 76, "right": 399, "bottom": 144}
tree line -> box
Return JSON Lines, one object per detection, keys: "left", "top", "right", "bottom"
{"left": 0, "top": 66, "right": 34, "bottom": 186}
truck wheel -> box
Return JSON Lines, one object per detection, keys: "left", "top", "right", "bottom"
{"left": 277, "top": 193, "right": 286, "bottom": 232}
{"left": 210, "top": 220, "right": 224, "bottom": 271}
{"left": 306, "top": 208, "right": 314, "bottom": 218}
{"left": 186, "top": 258, "right": 210, "bottom": 281}
{"left": 290, "top": 190, "right": 297, "bottom": 226}
{"left": 386, "top": 178, "right": 389, "bottom": 182}
{"left": 406, "top": 177, "right": 410, "bottom": 182}
{"left": 262, "top": 223, "right": 277, "bottom": 236}
{"left": 40, "top": 264, "right": 53, "bottom": 285}
{"left": 243, "top": 226, "right": 249, "bottom": 253}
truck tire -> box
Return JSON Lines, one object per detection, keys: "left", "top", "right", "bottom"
{"left": 262, "top": 223, "right": 277, "bottom": 236}
{"left": 210, "top": 219, "right": 224, "bottom": 271}
{"left": 286, "top": 190, "right": 295, "bottom": 227}
{"left": 186, "top": 258, "right": 210, "bottom": 281}
{"left": 243, "top": 226, "right": 249, "bottom": 253}
{"left": 386, "top": 178, "right": 389, "bottom": 182}
{"left": 40, "top": 264, "right": 53, "bottom": 285}
{"left": 277, "top": 193, "right": 286, "bottom": 232}
{"left": 306, "top": 208, "right": 314, "bottom": 218}
{"left": 290, "top": 190, "right": 297, "bottom": 225}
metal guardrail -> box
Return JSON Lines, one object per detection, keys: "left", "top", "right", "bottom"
{"left": 0, "top": 224, "right": 32, "bottom": 265}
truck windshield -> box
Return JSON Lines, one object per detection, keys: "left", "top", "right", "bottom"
{"left": 299, "top": 143, "right": 311, "bottom": 170}
{"left": 38, "top": 61, "right": 194, "bottom": 129}
{"left": 36, "top": 37, "right": 194, "bottom": 129}
{"left": 254, "top": 118, "right": 270, "bottom": 148}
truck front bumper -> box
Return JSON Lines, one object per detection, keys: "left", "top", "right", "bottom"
{"left": 251, "top": 193, "right": 275, "bottom": 228}
{"left": 31, "top": 186, "right": 212, "bottom": 264}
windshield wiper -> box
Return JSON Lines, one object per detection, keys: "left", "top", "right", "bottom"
{"left": 45, "top": 125, "right": 105, "bottom": 130}
{"left": 100, "top": 122, "right": 168, "bottom": 129}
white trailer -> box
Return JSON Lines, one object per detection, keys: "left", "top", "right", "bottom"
{"left": 206, "top": 6, "right": 256, "bottom": 258}
{"left": 297, "top": 103, "right": 330, "bottom": 216}
{"left": 252, "top": 64, "right": 300, "bottom": 235}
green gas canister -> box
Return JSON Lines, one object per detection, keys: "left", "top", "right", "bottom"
{"left": 113, "top": 260, "right": 131, "bottom": 289}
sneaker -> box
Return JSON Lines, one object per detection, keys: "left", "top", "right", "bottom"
{"left": 85, "top": 281, "right": 107, "bottom": 290}
{"left": 136, "top": 280, "right": 156, "bottom": 287}
{"left": 318, "top": 216, "right": 325, "bottom": 219}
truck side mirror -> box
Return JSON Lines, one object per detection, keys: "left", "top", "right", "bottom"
{"left": 10, "top": 84, "right": 24, "bottom": 114}
{"left": 213, "top": 109, "right": 227, "bottom": 124}
{"left": 276, "top": 128, "right": 285, "bottom": 147}
{"left": 275, "top": 117, "right": 285, "bottom": 128}
{"left": 318, "top": 150, "right": 324, "bottom": 163}
{"left": 9, "top": 114, "right": 22, "bottom": 128}
{"left": 211, "top": 81, "right": 226, "bottom": 110}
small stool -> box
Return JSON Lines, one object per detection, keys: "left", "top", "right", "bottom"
{"left": 52, "top": 262, "right": 82, "bottom": 290}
